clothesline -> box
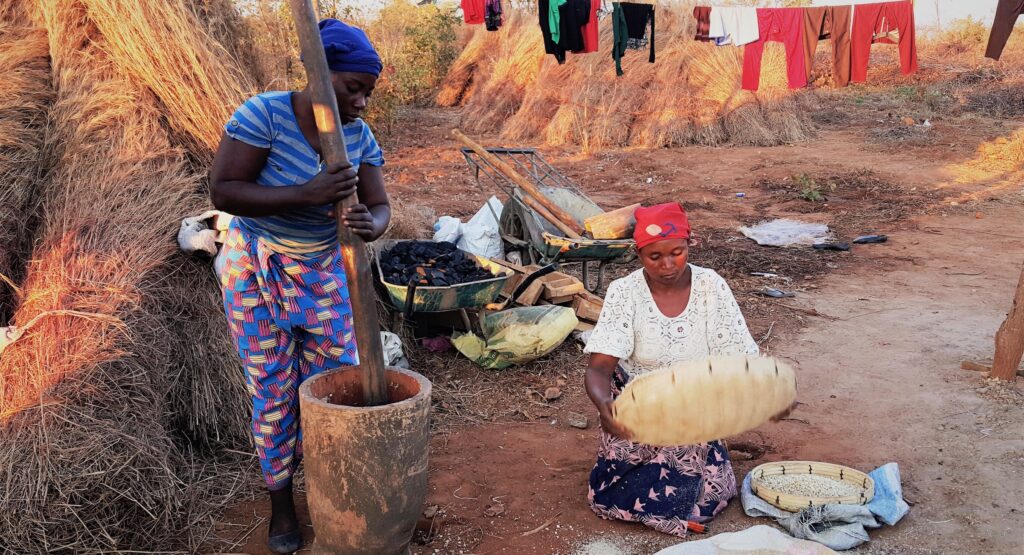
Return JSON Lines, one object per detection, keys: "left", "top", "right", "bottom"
{"left": 462, "top": 0, "right": 919, "bottom": 88}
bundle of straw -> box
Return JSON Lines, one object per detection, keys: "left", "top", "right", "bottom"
{"left": 0, "top": 0, "right": 254, "bottom": 550}
{"left": 0, "top": 21, "right": 51, "bottom": 321}
{"left": 441, "top": 4, "right": 815, "bottom": 152}
{"left": 80, "top": 0, "right": 257, "bottom": 161}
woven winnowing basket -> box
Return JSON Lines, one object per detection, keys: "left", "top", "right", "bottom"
{"left": 750, "top": 461, "right": 875, "bottom": 512}
{"left": 611, "top": 355, "right": 797, "bottom": 447}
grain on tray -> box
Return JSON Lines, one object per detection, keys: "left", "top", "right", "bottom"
{"left": 759, "top": 474, "right": 863, "bottom": 498}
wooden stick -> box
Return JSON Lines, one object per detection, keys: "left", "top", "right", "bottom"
{"left": 289, "top": 0, "right": 387, "bottom": 405}
{"left": 991, "top": 263, "right": 1024, "bottom": 381}
{"left": 452, "top": 129, "right": 585, "bottom": 235}
{"left": 520, "top": 194, "right": 582, "bottom": 239}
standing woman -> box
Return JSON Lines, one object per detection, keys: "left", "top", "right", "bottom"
{"left": 583, "top": 203, "right": 762, "bottom": 537}
{"left": 209, "top": 20, "right": 390, "bottom": 554}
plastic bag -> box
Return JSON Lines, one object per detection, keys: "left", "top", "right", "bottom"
{"left": 432, "top": 215, "right": 462, "bottom": 243}
{"left": 453, "top": 306, "right": 577, "bottom": 369}
{"left": 739, "top": 219, "right": 830, "bottom": 247}
{"left": 456, "top": 196, "right": 503, "bottom": 258}
{"left": 381, "top": 331, "right": 410, "bottom": 369}
{"left": 653, "top": 525, "right": 837, "bottom": 555}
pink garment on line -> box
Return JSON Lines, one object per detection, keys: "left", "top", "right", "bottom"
{"left": 462, "top": 0, "right": 485, "bottom": 24}
{"left": 742, "top": 8, "right": 807, "bottom": 91}
{"left": 850, "top": 0, "right": 918, "bottom": 83}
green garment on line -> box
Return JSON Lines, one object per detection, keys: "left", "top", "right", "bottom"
{"left": 549, "top": 0, "right": 567, "bottom": 45}
{"left": 611, "top": 2, "right": 628, "bottom": 76}
{"left": 611, "top": 1, "right": 656, "bottom": 77}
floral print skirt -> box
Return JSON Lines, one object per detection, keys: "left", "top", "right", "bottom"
{"left": 587, "top": 367, "right": 738, "bottom": 537}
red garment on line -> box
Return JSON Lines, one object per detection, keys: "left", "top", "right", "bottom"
{"left": 742, "top": 8, "right": 807, "bottom": 91}
{"left": 850, "top": 0, "right": 918, "bottom": 83}
{"left": 577, "top": 0, "right": 600, "bottom": 53}
{"left": 462, "top": 0, "right": 485, "bottom": 25}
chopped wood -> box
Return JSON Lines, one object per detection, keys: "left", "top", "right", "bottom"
{"left": 584, "top": 203, "right": 640, "bottom": 240}
{"left": 543, "top": 276, "right": 584, "bottom": 299}
{"left": 574, "top": 321, "right": 595, "bottom": 333}
{"left": 547, "top": 294, "right": 576, "bottom": 305}
{"left": 572, "top": 292, "right": 604, "bottom": 323}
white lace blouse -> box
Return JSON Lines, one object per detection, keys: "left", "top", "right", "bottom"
{"left": 584, "top": 265, "right": 759, "bottom": 375}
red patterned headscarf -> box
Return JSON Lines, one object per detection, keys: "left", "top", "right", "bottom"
{"left": 633, "top": 203, "right": 691, "bottom": 250}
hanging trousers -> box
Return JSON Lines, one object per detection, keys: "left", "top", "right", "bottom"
{"left": 742, "top": 8, "right": 807, "bottom": 91}
{"left": 850, "top": 1, "right": 917, "bottom": 83}
{"left": 802, "top": 5, "right": 852, "bottom": 87}
{"left": 986, "top": 0, "right": 1024, "bottom": 60}
{"left": 694, "top": 6, "right": 712, "bottom": 42}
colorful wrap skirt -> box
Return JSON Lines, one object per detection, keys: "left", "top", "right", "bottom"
{"left": 588, "top": 367, "right": 738, "bottom": 537}
{"left": 219, "top": 223, "right": 357, "bottom": 489}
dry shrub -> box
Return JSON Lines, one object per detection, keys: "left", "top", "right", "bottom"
{"left": 440, "top": 4, "right": 814, "bottom": 151}
{"left": 80, "top": 0, "right": 257, "bottom": 161}
{"left": 0, "top": 23, "right": 51, "bottom": 321}
{"left": 0, "top": 0, "right": 252, "bottom": 551}
{"left": 384, "top": 197, "right": 437, "bottom": 240}
{"left": 965, "top": 83, "right": 1024, "bottom": 118}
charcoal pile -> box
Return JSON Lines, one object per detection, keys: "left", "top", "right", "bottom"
{"left": 381, "top": 241, "right": 495, "bottom": 286}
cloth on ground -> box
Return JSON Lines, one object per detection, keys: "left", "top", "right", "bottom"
{"left": 740, "top": 462, "right": 910, "bottom": 551}
{"left": 742, "top": 8, "right": 807, "bottom": 91}
{"left": 986, "top": 0, "right": 1024, "bottom": 60}
{"left": 484, "top": 0, "right": 503, "bottom": 31}
{"left": 850, "top": 0, "right": 918, "bottom": 83}
{"left": 461, "top": 0, "right": 485, "bottom": 24}
{"left": 653, "top": 525, "right": 838, "bottom": 555}
{"left": 612, "top": 2, "right": 655, "bottom": 76}
{"left": 693, "top": 6, "right": 712, "bottom": 42}
{"left": 739, "top": 219, "right": 830, "bottom": 247}
{"left": 802, "top": 5, "right": 852, "bottom": 87}
{"left": 708, "top": 6, "right": 759, "bottom": 47}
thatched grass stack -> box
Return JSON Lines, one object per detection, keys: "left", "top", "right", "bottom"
{"left": 0, "top": 0, "right": 255, "bottom": 551}
{"left": 439, "top": 3, "right": 814, "bottom": 152}
{"left": 0, "top": 18, "right": 51, "bottom": 321}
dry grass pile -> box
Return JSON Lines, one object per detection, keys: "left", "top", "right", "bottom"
{"left": 0, "top": 21, "right": 51, "bottom": 322}
{"left": 80, "top": 0, "right": 258, "bottom": 160}
{"left": 0, "top": 0, "right": 256, "bottom": 551}
{"left": 439, "top": 3, "right": 815, "bottom": 151}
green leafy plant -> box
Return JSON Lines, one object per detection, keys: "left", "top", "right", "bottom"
{"left": 794, "top": 174, "right": 836, "bottom": 202}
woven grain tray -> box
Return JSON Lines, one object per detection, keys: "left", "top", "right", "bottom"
{"left": 750, "top": 461, "right": 875, "bottom": 512}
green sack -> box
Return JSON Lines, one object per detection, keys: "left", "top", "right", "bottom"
{"left": 453, "top": 305, "right": 579, "bottom": 369}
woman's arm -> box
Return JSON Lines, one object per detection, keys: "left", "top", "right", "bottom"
{"left": 585, "top": 353, "right": 632, "bottom": 439}
{"left": 338, "top": 163, "right": 391, "bottom": 242}
{"left": 210, "top": 133, "right": 359, "bottom": 217}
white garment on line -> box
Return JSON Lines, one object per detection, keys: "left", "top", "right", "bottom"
{"left": 708, "top": 6, "right": 759, "bottom": 47}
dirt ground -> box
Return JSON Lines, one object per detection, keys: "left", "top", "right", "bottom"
{"left": 218, "top": 94, "right": 1024, "bottom": 554}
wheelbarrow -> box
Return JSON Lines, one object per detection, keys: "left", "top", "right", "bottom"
{"left": 372, "top": 239, "right": 532, "bottom": 335}
{"left": 460, "top": 147, "right": 636, "bottom": 293}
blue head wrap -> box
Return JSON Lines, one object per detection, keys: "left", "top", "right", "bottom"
{"left": 318, "top": 19, "right": 382, "bottom": 77}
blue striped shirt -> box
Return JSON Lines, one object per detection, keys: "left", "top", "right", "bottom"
{"left": 224, "top": 91, "right": 384, "bottom": 259}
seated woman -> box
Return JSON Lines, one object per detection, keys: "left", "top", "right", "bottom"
{"left": 583, "top": 202, "right": 764, "bottom": 537}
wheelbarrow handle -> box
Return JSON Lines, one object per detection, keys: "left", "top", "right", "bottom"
{"left": 403, "top": 277, "right": 420, "bottom": 321}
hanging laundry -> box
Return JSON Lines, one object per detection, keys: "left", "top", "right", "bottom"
{"left": 850, "top": 0, "right": 917, "bottom": 83}
{"left": 986, "top": 0, "right": 1024, "bottom": 60}
{"left": 709, "top": 6, "right": 759, "bottom": 47}
{"left": 540, "top": 0, "right": 591, "bottom": 63}
{"left": 742, "top": 8, "right": 807, "bottom": 91}
{"left": 577, "top": 0, "right": 600, "bottom": 54}
{"left": 802, "top": 5, "right": 852, "bottom": 87}
{"left": 461, "top": 0, "right": 485, "bottom": 25}
{"left": 612, "top": 1, "right": 655, "bottom": 76}
{"left": 694, "top": 6, "right": 713, "bottom": 42}
{"left": 485, "top": 0, "right": 503, "bottom": 31}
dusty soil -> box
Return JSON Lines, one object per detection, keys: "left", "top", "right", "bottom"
{"left": 217, "top": 93, "right": 1024, "bottom": 554}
